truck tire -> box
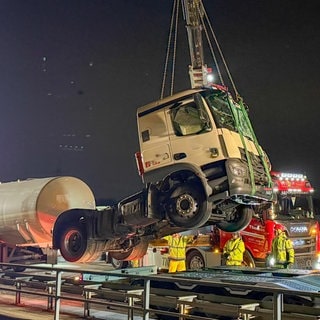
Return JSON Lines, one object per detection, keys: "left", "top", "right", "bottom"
{"left": 242, "top": 250, "right": 255, "bottom": 268}
{"left": 216, "top": 206, "right": 253, "bottom": 232}
{"left": 166, "top": 184, "right": 211, "bottom": 228}
{"left": 59, "top": 224, "right": 103, "bottom": 262}
{"left": 186, "top": 250, "right": 205, "bottom": 270}
{"left": 110, "top": 257, "right": 129, "bottom": 269}
{"left": 108, "top": 239, "right": 149, "bottom": 262}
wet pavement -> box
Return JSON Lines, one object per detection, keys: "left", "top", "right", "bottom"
{"left": 0, "top": 302, "right": 149, "bottom": 320}
{"left": 0, "top": 290, "right": 149, "bottom": 320}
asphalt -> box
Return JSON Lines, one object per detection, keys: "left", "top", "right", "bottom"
{"left": 0, "top": 302, "right": 148, "bottom": 320}
{"left": 0, "top": 303, "right": 79, "bottom": 320}
{"left": 0, "top": 292, "right": 153, "bottom": 320}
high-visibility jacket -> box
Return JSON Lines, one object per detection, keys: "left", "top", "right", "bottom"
{"left": 271, "top": 232, "right": 294, "bottom": 266}
{"left": 223, "top": 237, "right": 245, "bottom": 266}
{"left": 163, "top": 235, "right": 194, "bottom": 260}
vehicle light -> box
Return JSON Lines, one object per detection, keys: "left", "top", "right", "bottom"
{"left": 279, "top": 172, "right": 305, "bottom": 180}
{"left": 74, "top": 274, "right": 82, "bottom": 282}
{"left": 310, "top": 224, "right": 318, "bottom": 236}
{"left": 207, "top": 73, "right": 214, "bottom": 83}
{"left": 160, "top": 248, "right": 169, "bottom": 254}
{"left": 292, "top": 239, "right": 305, "bottom": 247}
{"left": 229, "top": 163, "right": 246, "bottom": 177}
{"left": 269, "top": 256, "right": 275, "bottom": 267}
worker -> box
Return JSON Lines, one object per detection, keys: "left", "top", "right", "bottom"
{"left": 271, "top": 224, "right": 295, "bottom": 269}
{"left": 163, "top": 233, "right": 196, "bottom": 273}
{"left": 222, "top": 232, "right": 245, "bottom": 266}
{"left": 131, "top": 259, "right": 140, "bottom": 268}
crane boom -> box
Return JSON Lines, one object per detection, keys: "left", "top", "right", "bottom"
{"left": 183, "top": 0, "right": 209, "bottom": 88}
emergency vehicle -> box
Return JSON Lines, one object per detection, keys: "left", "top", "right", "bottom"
{"left": 148, "top": 171, "right": 320, "bottom": 270}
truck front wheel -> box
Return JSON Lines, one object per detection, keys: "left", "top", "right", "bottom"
{"left": 109, "top": 257, "right": 129, "bottom": 269}
{"left": 108, "top": 239, "right": 149, "bottom": 262}
{"left": 166, "top": 184, "right": 211, "bottom": 229}
{"left": 216, "top": 206, "right": 253, "bottom": 232}
{"left": 242, "top": 250, "right": 255, "bottom": 268}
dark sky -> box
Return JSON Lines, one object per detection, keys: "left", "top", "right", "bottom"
{"left": 0, "top": 0, "right": 319, "bottom": 203}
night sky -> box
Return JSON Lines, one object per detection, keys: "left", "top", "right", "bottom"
{"left": 0, "top": 0, "right": 319, "bottom": 203}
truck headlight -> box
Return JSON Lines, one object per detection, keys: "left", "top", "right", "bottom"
{"left": 229, "top": 163, "right": 246, "bottom": 177}
{"left": 269, "top": 256, "right": 275, "bottom": 267}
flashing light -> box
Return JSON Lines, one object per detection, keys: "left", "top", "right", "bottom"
{"left": 310, "top": 224, "right": 318, "bottom": 236}
{"left": 269, "top": 256, "right": 275, "bottom": 267}
{"left": 272, "top": 171, "right": 314, "bottom": 194}
{"left": 207, "top": 73, "right": 214, "bottom": 83}
{"left": 277, "top": 172, "right": 306, "bottom": 180}
{"left": 73, "top": 274, "right": 82, "bottom": 282}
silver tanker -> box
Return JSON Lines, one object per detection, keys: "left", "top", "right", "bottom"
{"left": 0, "top": 176, "right": 95, "bottom": 267}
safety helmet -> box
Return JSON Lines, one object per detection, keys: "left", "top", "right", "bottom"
{"left": 274, "top": 224, "right": 285, "bottom": 232}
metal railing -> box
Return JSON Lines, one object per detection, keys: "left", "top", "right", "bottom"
{"left": 0, "top": 262, "right": 320, "bottom": 320}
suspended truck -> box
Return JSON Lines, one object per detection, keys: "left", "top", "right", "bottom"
{"left": 0, "top": 0, "right": 273, "bottom": 266}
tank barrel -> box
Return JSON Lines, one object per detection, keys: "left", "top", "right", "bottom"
{"left": 0, "top": 177, "right": 96, "bottom": 246}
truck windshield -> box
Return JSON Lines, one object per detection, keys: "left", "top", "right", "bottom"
{"left": 170, "top": 98, "right": 211, "bottom": 136}
{"left": 278, "top": 195, "right": 314, "bottom": 219}
{"left": 203, "top": 91, "right": 254, "bottom": 140}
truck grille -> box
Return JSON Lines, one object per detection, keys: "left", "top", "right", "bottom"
{"left": 239, "top": 148, "right": 268, "bottom": 186}
{"left": 283, "top": 221, "right": 317, "bottom": 256}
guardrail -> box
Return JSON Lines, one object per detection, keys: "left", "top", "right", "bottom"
{"left": 0, "top": 262, "right": 320, "bottom": 320}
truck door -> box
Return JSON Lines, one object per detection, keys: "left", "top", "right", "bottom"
{"left": 243, "top": 217, "right": 268, "bottom": 260}
{"left": 138, "top": 108, "right": 172, "bottom": 172}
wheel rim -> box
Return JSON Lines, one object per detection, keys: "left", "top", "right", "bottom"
{"left": 216, "top": 206, "right": 253, "bottom": 232}
{"left": 109, "top": 239, "right": 149, "bottom": 261}
{"left": 166, "top": 183, "right": 211, "bottom": 228}
{"left": 189, "top": 255, "right": 205, "bottom": 270}
{"left": 176, "top": 194, "right": 197, "bottom": 218}
{"left": 63, "top": 230, "right": 83, "bottom": 255}
{"left": 60, "top": 226, "right": 88, "bottom": 262}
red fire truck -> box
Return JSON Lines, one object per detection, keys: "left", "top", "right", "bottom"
{"left": 148, "top": 171, "right": 320, "bottom": 270}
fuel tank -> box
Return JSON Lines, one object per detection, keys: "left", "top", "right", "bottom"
{"left": 0, "top": 176, "right": 96, "bottom": 246}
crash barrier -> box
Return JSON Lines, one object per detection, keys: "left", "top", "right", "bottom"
{"left": 0, "top": 263, "right": 320, "bottom": 320}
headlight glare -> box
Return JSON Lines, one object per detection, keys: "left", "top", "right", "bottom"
{"left": 229, "top": 163, "right": 246, "bottom": 177}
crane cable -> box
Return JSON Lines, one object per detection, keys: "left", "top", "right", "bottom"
{"left": 196, "top": 3, "right": 224, "bottom": 87}
{"left": 199, "top": 2, "right": 239, "bottom": 98}
{"left": 160, "top": 0, "right": 272, "bottom": 189}
{"left": 200, "top": 1, "right": 272, "bottom": 188}
{"left": 160, "top": 0, "right": 179, "bottom": 99}
{"left": 199, "top": 1, "right": 272, "bottom": 189}
{"left": 161, "top": 0, "right": 239, "bottom": 99}
{"left": 199, "top": 3, "right": 258, "bottom": 193}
